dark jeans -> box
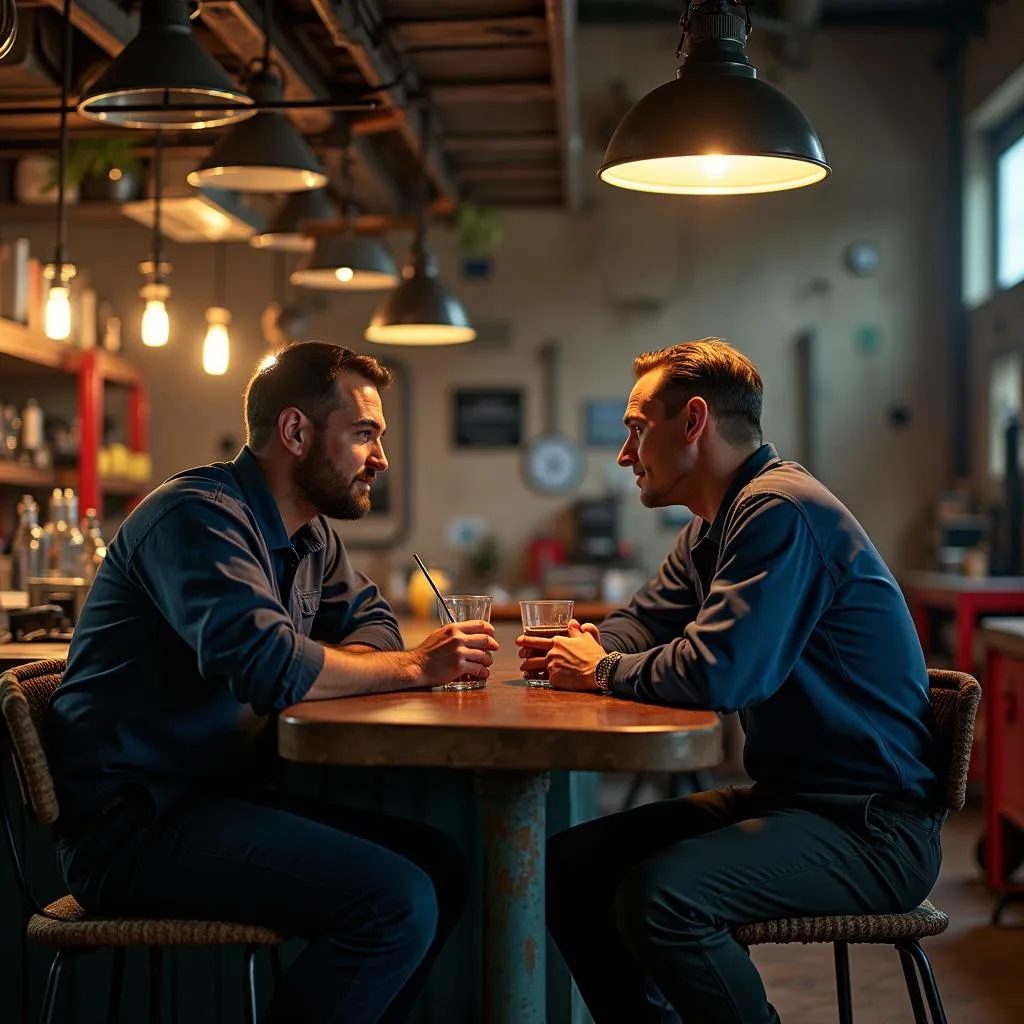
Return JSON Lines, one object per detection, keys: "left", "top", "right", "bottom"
{"left": 547, "top": 785, "right": 944, "bottom": 1024}
{"left": 56, "top": 788, "right": 469, "bottom": 1024}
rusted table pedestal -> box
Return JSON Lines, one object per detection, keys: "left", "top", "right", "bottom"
{"left": 279, "top": 629, "right": 722, "bottom": 1023}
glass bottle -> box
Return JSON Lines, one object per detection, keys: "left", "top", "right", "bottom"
{"left": 60, "top": 488, "right": 86, "bottom": 578}
{"left": 80, "top": 506, "right": 107, "bottom": 581}
{"left": 44, "top": 487, "right": 67, "bottom": 576}
{"left": 11, "top": 495, "right": 49, "bottom": 589}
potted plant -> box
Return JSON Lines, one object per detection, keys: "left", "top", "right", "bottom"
{"left": 45, "top": 138, "right": 142, "bottom": 202}
{"left": 455, "top": 203, "right": 503, "bottom": 279}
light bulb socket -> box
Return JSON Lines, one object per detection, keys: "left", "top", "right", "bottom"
{"left": 44, "top": 262, "right": 77, "bottom": 284}
{"left": 205, "top": 305, "right": 231, "bottom": 325}
{"left": 140, "top": 280, "right": 171, "bottom": 303}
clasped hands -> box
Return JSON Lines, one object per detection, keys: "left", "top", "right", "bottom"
{"left": 515, "top": 620, "right": 607, "bottom": 691}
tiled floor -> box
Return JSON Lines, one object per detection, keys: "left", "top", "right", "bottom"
{"left": 602, "top": 781, "right": 1024, "bottom": 1022}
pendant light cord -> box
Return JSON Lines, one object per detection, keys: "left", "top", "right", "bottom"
{"left": 153, "top": 128, "right": 164, "bottom": 281}
{"left": 415, "top": 101, "right": 431, "bottom": 251}
{"left": 261, "top": 0, "right": 272, "bottom": 70}
{"left": 215, "top": 243, "right": 226, "bottom": 307}
{"left": 54, "top": 0, "right": 73, "bottom": 274}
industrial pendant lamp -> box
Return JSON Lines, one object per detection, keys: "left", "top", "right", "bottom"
{"left": 202, "top": 243, "right": 231, "bottom": 375}
{"left": 250, "top": 188, "right": 335, "bottom": 252}
{"left": 365, "top": 107, "right": 475, "bottom": 346}
{"left": 78, "top": 0, "right": 254, "bottom": 130}
{"left": 139, "top": 131, "right": 171, "bottom": 347}
{"left": 188, "top": 0, "right": 326, "bottom": 192}
{"left": 290, "top": 134, "right": 398, "bottom": 290}
{"left": 44, "top": 0, "right": 76, "bottom": 342}
{"left": 599, "top": 0, "right": 830, "bottom": 196}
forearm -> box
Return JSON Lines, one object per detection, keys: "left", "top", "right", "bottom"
{"left": 303, "top": 645, "right": 422, "bottom": 700}
{"left": 597, "top": 608, "right": 658, "bottom": 654}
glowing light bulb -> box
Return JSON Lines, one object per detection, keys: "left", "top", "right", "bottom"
{"left": 139, "top": 280, "right": 171, "bottom": 347}
{"left": 202, "top": 307, "right": 230, "bottom": 376}
{"left": 45, "top": 284, "right": 72, "bottom": 341}
{"left": 335, "top": 266, "right": 354, "bottom": 283}
{"left": 700, "top": 154, "right": 731, "bottom": 180}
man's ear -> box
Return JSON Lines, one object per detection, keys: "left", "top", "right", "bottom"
{"left": 278, "top": 407, "right": 308, "bottom": 456}
{"left": 683, "top": 397, "right": 710, "bottom": 444}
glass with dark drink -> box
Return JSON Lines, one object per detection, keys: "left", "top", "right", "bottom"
{"left": 519, "top": 599, "right": 574, "bottom": 688}
{"left": 437, "top": 594, "right": 493, "bottom": 691}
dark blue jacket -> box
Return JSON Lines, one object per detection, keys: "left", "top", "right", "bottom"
{"left": 49, "top": 447, "right": 402, "bottom": 821}
{"left": 601, "top": 444, "right": 938, "bottom": 801}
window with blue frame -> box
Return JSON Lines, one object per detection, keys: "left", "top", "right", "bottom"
{"left": 994, "top": 109, "right": 1024, "bottom": 291}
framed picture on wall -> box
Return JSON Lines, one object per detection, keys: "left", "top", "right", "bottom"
{"left": 453, "top": 388, "right": 523, "bottom": 448}
{"left": 329, "top": 360, "right": 409, "bottom": 549}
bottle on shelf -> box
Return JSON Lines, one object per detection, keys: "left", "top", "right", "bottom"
{"left": 61, "top": 488, "right": 86, "bottom": 578}
{"left": 44, "top": 487, "right": 67, "bottom": 576}
{"left": 20, "top": 397, "right": 45, "bottom": 467}
{"left": 11, "top": 494, "right": 49, "bottom": 589}
{"left": 80, "top": 506, "right": 106, "bottom": 581}
{"left": 1, "top": 403, "right": 21, "bottom": 460}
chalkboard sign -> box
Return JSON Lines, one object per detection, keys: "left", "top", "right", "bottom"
{"left": 453, "top": 388, "right": 523, "bottom": 448}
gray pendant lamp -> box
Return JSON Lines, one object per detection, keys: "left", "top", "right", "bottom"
{"left": 599, "top": 0, "right": 829, "bottom": 196}
{"left": 78, "top": 0, "right": 254, "bottom": 130}
{"left": 290, "top": 137, "right": 398, "bottom": 290}
{"left": 364, "top": 232, "right": 475, "bottom": 345}
{"left": 251, "top": 188, "right": 336, "bottom": 252}
{"left": 188, "top": 65, "right": 327, "bottom": 192}
{"left": 365, "top": 106, "right": 474, "bottom": 346}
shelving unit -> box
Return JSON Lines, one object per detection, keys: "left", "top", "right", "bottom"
{"left": 0, "top": 318, "right": 149, "bottom": 519}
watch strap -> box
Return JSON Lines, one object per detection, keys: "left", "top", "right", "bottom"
{"left": 595, "top": 651, "right": 622, "bottom": 693}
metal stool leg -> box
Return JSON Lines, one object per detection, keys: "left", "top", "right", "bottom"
{"left": 243, "top": 945, "right": 259, "bottom": 1024}
{"left": 39, "top": 950, "right": 69, "bottom": 1024}
{"left": 269, "top": 945, "right": 283, "bottom": 988}
{"left": 107, "top": 948, "right": 126, "bottom": 1024}
{"left": 833, "top": 941, "right": 854, "bottom": 1024}
{"left": 619, "top": 774, "right": 647, "bottom": 811}
{"left": 897, "top": 945, "right": 928, "bottom": 1024}
{"left": 149, "top": 947, "right": 164, "bottom": 1024}
{"left": 905, "top": 941, "right": 948, "bottom": 1024}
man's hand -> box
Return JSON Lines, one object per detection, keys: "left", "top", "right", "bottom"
{"left": 411, "top": 620, "right": 498, "bottom": 687}
{"left": 516, "top": 619, "right": 604, "bottom": 688}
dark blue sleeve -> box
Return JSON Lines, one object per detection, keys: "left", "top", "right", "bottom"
{"left": 598, "top": 522, "right": 702, "bottom": 653}
{"left": 312, "top": 523, "right": 403, "bottom": 651}
{"left": 126, "top": 498, "right": 324, "bottom": 716}
{"left": 609, "top": 494, "right": 835, "bottom": 712}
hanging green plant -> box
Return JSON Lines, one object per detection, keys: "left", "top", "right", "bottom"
{"left": 455, "top": 203, "right": 503, "bottom": 256}
{"left": 44, "top": 138, "right": 142, "bottom": 193}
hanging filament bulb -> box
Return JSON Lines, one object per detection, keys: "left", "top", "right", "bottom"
{"left": 43, "top": 263, "right": 76, "bottom": 341}
{"left": 202, "top": 306, "right": 230, "bottom": 375}
{"left": 140, "top": 280, "right": 170, "bottom": 347}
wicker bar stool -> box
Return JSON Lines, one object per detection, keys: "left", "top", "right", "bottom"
{"left": 1, "top": 659, "right": 287, "bottom": 1024}
{"left": 733, "top": 668, "right": 981, "bottom": 1024}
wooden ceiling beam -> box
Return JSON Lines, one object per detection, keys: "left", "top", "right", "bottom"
{"left": 431, "top": 82, "right": 555, "bottom": 104}
{"left": 544, "top": 0, "right": 583, "bottom": 211}
{"left": 307, "top": 0, "right": 459, "bottom": 210}
{"left": 396, "top": 17, "right": 548, "bottom": 50}
{"left": 445, "top": 134, "right": 560, "bottom": 154}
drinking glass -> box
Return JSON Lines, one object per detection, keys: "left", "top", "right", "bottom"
{"left": 436, "top": 594, "right": 493, "bottom": 691}
{"left": 519, "top": 599, "right": 574, "bottom": 688}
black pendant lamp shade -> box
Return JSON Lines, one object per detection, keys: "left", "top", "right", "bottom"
{"left": 599, "top": 1, "right": 829, "bottom": 196}
{"left": 78, "top": 0, "right": 254, "bottom": 129}
{"left": 365, "top": 242, "right": 475, "bottom": 346}
{"left": 188, "top": 68, "right": 327, "bottom": 192}
{"left": 251, "top": 188, "right": 335, "bottom": 252}
{"left": 291, "top": 231, "right": 398, "bottom": 290}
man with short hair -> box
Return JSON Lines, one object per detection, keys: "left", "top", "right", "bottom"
{"left": 524, "top": 339, "right": 942, "bottom": 1024}
{"left": 51, "top": 341, "right": 496, "bottom": 1024}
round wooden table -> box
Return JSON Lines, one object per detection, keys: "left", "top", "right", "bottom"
{"left": 279, "top": 624, "right": 722, "bottom": 1024}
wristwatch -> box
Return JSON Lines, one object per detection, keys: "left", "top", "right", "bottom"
{"left": 594, "top": 651, "right": 622, "bottom": 693}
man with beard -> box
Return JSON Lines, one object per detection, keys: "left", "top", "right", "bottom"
{"left": 521, "top": 339, "right": 943, "bottom": 1024}
{"left": 49, "top": 342, "right": 496, "bottom": 1023}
